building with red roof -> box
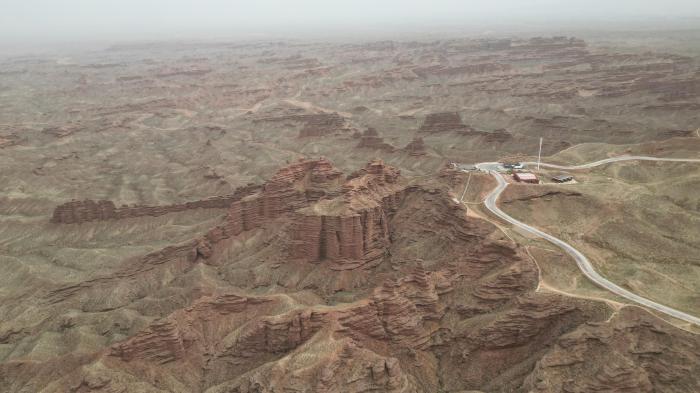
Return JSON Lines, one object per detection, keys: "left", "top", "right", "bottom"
{"left": 513, "top": 172, "right": 539, "bottom": 184}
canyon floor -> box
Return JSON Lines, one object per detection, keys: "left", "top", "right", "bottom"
{"left": 1, "top": 32, "right": 700, "bottom": 392}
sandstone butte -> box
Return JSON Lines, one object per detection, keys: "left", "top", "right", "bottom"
{"left": 403, "top": 136, "right": 427, "bottom": 156}
{"left": 419, "top": 112, "right": 471, "bottom": 133}
{"left": 14, "top": 157, "right": 698, "bottom": 392}
{"left": 356, "top": 127, "right": 396, "bottom": 152}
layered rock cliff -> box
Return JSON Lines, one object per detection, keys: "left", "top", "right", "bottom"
{"left": 51, "top": 185, "right": 261, "bottom": 224}
{"left": 6, "top": 158, "right": 699, "bottom": 393}
{"left": 201, "top": 157, "right": 345, "bottom": 255}
{"left": 419, "top": 112, "right": 471, "bottom": 133}
{"left": 290, "top": 160, "right": 405, "bottom": 268}
{"left": 524, "top": 307, "right": 700, "bottom": 393}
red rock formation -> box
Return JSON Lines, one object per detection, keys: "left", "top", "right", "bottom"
{"left": 101, "top": 266, "right": 451, "bottom": 391}
{"left": 290, "top": 160, "right": 404, "bottom": 268}
{"left": 50, "top": 185, "right": 261, "bottom": 224}
{"left": 471, "top": 262, "right": 538, "bottom": 308}
{"left": 345, "top": 159, "right": 401, "bottom": 186}
{"left": 291, "top": 207, "right": 389, "bottom": 266}
{"left": 50, "top": 158, "right": 346, "bottom": 226}
{"left": 110, "top": 320, "right": 185, "bottom": 364}
{"left": 260, "top": 156, "right": 343, "bottom": 216}
{"left": 524, "top": 307, "right": 700, "bottom": 393}
{"left": 192, "top": 158, "right": 345, "bottom": 257}
{"left": 12, "top": 155, "right": 700, "bottom": 393}
{"left": 9, "top": 36, "right": 700, "bottom": 393}
{"left": 45, "top": 159, "right": 350, "bottom": 307}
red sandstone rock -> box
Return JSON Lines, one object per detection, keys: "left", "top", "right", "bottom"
{"left": 290, "top": 160, "right": 403, "bottom": 267}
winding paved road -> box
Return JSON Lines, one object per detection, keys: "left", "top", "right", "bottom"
{"left": 524, "top": 155, "right": 700, "bottom": 170}
{"left": 474, "top": 156, "right": 700, "bottom": 325}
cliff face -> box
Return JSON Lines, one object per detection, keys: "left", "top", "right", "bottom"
{"left": 291, "top": 204, "right": 391, "bottom": 267}
{"left": 290, "top": 160, "right": 405, "bottom": 267}
{"left": 205, "top": 157, "right": 344, "bottom": 244}
{"left": 260, "top": 156, "right": 343, "bottom": 216}
{"left": 46, "top": 158, "right": 346, "bottom": 306}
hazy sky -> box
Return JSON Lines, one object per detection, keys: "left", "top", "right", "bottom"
{"left": 2, "top": 0, "right": 700, "bottom": 43}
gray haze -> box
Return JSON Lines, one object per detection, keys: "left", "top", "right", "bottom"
{"left": 2, "top": 0, "right": 700, "bottom": 44}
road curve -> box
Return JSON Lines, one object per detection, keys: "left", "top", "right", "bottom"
{"left": 476, "top": 156, "right": 700, "bottom": 325}
{"left": 523, "top": 155, "right": 700, "bottom": 170}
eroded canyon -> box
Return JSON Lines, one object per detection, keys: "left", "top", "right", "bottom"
{"left": 1, "top": 32, "right": 700, "bottom": 392}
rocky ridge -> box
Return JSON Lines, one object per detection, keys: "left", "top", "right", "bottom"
{"left": 420, "top": 112, "right": 472, "bottom": 133}
{"left": 3, "top": 158, "right": 700, "bottom": 393}
{"left": 290, "top": 160, "right": 404, "bottom": 268}
{"left": 50, "top": 185, "right": 261, "bottom": 224}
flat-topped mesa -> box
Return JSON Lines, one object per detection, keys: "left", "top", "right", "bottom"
{"left": 264, "top": 157, "right": 342, "bottom": 188}
{"left": 262, "top": 157, "right": 344, "bottom": 213}
{"left": 419, "top": 112, "right": 471, "bottom": 133}
{"left": 356, "top": 127, "right": 395, "bottom": 151}
{"left": 346, "top": 159, "right": 400, "bottom": 185}
{"left": 290, "top": 160, "right": 405, "bottom": 268}
{"left": 342, "top": 159, "right": 401, "bottom": 200}
{"left": 403, "top": 136, "right": 427, "bottom": 156}
{"left": 298, "top": 113, "right": 347, "bottom": 138}
{"left": 217, "top": 158, "right": 344, "bottom": 238}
